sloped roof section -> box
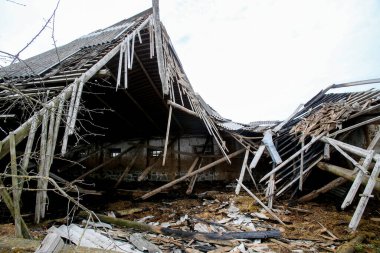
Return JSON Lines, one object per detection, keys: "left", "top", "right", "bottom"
{"left": 0, "top": 8, "right": 152, "bottom": 79}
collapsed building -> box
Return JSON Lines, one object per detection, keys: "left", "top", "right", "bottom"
{"left": 0, "top": 3, "right": 379, "bottom": 250}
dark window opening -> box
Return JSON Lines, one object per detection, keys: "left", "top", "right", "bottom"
{"left": 109, "top": 148, "right": 121, "bottom": 158}
{"left": 148, "top": 148, "right": 163, "bottom": 157}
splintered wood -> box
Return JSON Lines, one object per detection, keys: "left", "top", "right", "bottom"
{"left": 291, "top": 98, "right": 373, "bottom": 137}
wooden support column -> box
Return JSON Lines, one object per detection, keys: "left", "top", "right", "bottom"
{"left": 185, "top": 157, "right": 200, "bottom": 195}
{"left": 0, "top": 179, "right": 31, "bottom": 239}
{"left": 35, "top": 108, "right": 49, "bottom": 224}
{"left": 186, "top": 137, "right": 212, "bottom": 195}
{"left": 162, "top": 105, "right": 172, "bottom": 166}
{"left": 141, "top": 148, "right": 245, "bottom": 199}
{"left": 9, "top": 132, "right": 22, "bottom": 237}
{"left": 235, "top": 148, "right": 250, "bottom": 195}
{"left": 349, "top": 158, "right": 380, "bottom": 230}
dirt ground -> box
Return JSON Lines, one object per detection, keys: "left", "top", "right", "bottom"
{"left": 0, "top": 191, "right": 379, "bottom": 252}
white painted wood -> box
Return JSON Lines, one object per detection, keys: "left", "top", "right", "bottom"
{"left": 162, "top": 105, "right": 172, "bottom": 166}
{"left": 249, "top": 145, "right": 265, "bottom": 169}
{"left": 260, "top": 133, "right": 324, "bottom": 183}
{"left": 262, "top": 130, "right": 282, "bottom": 165}
{"left": 349, "top": 158, "right": 380, "bottom": 230}
{"left": 35, "top": 232, "right": 64, "bottom": 253}
{"left": 235, "top": 148, "right": 250, "bottom": 195}
{"left": 276, "top": 156, "right": 323, "bottom": 197}
{"left": 68, "top": 81, "right": 84, "bottom": 135}
{"left": 299, "top": 138, "right": 305, "bottom": 191}
{"left": 341, "top": 150, "right": 374, "bottom": 209}
{"left": 325, "top": 138, "right": 368, "bottom": 174}
{"left": 324, "top": 143, "right": 330, "bottom": 160}
{"left": 116, "top": 42, "right": 124, "bottom": 89}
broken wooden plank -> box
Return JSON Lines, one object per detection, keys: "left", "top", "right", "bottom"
{"left": 162, "top": 105, "right": 172, "bottom": 166}
{"left": 341, "top": 150, "right": 374, "bottom": 209}
{"left": 325, "top": 138, "right": 368, "bottom": 174}
{"left": 168, "top": 100, "right": 199, "bottom": 118}
{"left": 260, "top": 133, "right": 324, "bottom": 183}
{"left": 316, "top": 162, "right": 380, "bottom": 192}
{"left": 249, "top": 145, "right": 265, "bottom": 169}
{"left": 78, "top": 212, "right": 281, "bottom": 241}
{"left": 262, "top": 130, "right": 282, "bottom": 165}
{"left": 35, "top": 232, "right": 64, "bottom": 253}
{"left": 298, "top": 177, "right": 348, "bottom": 202}
{"left": 235, "top": 148, "right": 250, "bottom": 195}
{"left": 336, "top": 234, "right": 366, "bottom": 253}
{"left": 237, "top": 181, "right": 286, "bottom": 226}
{"left": 141, "top": 148, "right": 245, "bottom": 199}
{"left": 349, "top": 158, "right": 380, "bottom": 230}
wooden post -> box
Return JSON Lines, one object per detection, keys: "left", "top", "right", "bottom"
{"left": 0, "top": 179, "right": 31, "bottom": 239}
{"left": 341, "top": 150, "right": 374, "bottom": 209}
{"left": 235, "top": 148, "right": 250, "bottom": 195}
{"left": 68, "top": 81, "right": 84, "bottom": 135}
{"left": 152, "top": 0, "right": 168, "bottom": 94}
{"left": 315, "top": 162, "right": 380, "bottom": 192}
{"left": 162, "top": 105, "right": 172, "bottom": 166}
{"left": 141, "top": 148, "right": 245, "bottom": 199}
{"left": 267, "top": 163, "right": 275, "bottom": 209}
{"left": 349, "top": 158, "right": 380, "bottom": 230}
{"left": 9, "top": 132, "right": 22, "bottom": 237}
{"left": 187, "top": 137, "right": 211, "bottom": 194}
{"left": 35, "top": 108, "right": 49, "bottom": 224}
{"left": 185, "top": 157, "right": 200, "bottom": 195}
{"left": 49, "top": 97, "right": 64, "bottom": 167}
{"left": 61, "top": 81, "right": 78, "bottom": 155}
{"left": 41, "top": 103, "right": 57, "bottom": 219}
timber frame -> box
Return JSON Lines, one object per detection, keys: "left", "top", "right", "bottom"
{"left": 0, "top": 2, "right": 379, "bottom": 235}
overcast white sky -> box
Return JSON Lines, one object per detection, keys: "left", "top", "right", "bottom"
{"left": 1, "top": 0, "right": 380, "bottom": 123}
